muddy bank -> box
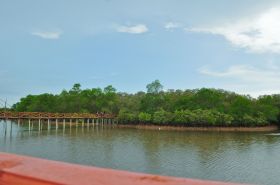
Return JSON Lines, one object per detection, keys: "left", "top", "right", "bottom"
{"left": 114, "top": 124, "right": 279, "bottom": 132}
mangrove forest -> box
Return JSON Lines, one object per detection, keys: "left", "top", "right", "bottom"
{"left": 11, "top": 80, "right": 280, "bottom": 127}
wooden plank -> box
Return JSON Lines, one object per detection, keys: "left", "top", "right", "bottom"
{"left": 0, "top": 111, "right": 115, "bottom": 119}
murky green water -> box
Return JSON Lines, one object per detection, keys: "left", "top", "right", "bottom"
{"left": 1, "top": 120, "right": 280, "bottom": 185}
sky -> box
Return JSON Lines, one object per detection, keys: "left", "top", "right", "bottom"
{"left": 1, "top": 0, "right": 280, "bottom": 105}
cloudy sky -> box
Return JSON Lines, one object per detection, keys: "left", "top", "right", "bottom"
{"left": 1, "top": 0, "right": 280, "bottom": 105}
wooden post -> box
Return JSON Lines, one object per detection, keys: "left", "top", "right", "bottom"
{"left": 41, "top": 120, "right": 43, "bottom": 130}
{"left": 17, "top": 119, "right": 20, "bottom": 127}
{"left": 28, "top": 119, "right": 31, "bottom": 131}
{"left": 4, "top": 119, "right": 7, "bottom": 137}
{"left": 48, "top": 119, "right": 50, "bottom": 130}
{"left": 63, "top": 119, "right": 66, "bottom": 130}
{"left": 76, "top": 119, "right": 78, "bottom": 129}
{"left": 10, "top": 120, "right": 13, "bottom": 135}
{"left": 38, "top": 119, "right": 41, "bottom": 131}
{"left": 70, "top": 119, "right": 72, "bottom": 131}
{"left": 56, "top": 119, "right": 58, "bottom": 130}
{"left": 82, "top": 119, "right": 84, "bottom": 127}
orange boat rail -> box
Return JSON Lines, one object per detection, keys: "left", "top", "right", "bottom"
{"left": 0, "top": 152, "right": 246, "bottom": 185}
{"left": 0, "top": 111, "right": 115, "bottom": 119}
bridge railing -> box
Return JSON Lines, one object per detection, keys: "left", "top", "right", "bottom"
{"left": 0, "top": 111, "right": 115, "bottom": 119}
{"left": 0, "top": 152, "right": 245, "bottom": 185}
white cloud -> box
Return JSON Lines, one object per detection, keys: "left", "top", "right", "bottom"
{"left": 198, "top": 64, "right": 280, "bottom": 97}
{"left": 164, "top": 22, "right": 181, "bottom": 30}
{"left": 31, "top": 31, "right": 62, "bottom": 39}
{"left": 117, "top": 24, "right": 148, "bottom": 34}
{"left": 187, "top": 8, "right": 280, "bottom": 54}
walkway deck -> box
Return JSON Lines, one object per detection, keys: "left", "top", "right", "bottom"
{"left": 0, "top": 111, "right": 116, "bottom": 131}
{"left": 0, "top": 111, "right": 115, "bottom": 119}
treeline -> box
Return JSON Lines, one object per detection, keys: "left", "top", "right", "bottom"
{"left": 118, "top": 109, "right": 267, "bottom": 127}
{"left": 12, "top": 80, "right": 280, "bottom": 127}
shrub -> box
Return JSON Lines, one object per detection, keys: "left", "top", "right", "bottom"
{"left": 153, "top": 109, "right": 173, "bottom": 124}
{"left": 138, "top": 112, "right": 152, "bottom": 123}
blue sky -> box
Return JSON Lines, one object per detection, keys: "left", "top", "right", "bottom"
{"left": 1, "top": 0, "right": 280, "bottom": 105}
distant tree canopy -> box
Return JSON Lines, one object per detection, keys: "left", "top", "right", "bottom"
{"left": 12, "top": 81, "right": 280, "bottom": 127}
{"left": 146, "top": 80, "right": 163, "bottom": 94}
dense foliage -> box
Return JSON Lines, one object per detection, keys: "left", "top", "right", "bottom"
{"left": 12, "top": 81, "right": 280, "bottom": 127}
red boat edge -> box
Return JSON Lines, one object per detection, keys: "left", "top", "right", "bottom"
{"left": 0, "top": 152, "right": 249, "bottom": 185}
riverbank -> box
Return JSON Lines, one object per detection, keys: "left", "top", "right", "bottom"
{"left": 115, "top": 124, "right": 279, "bottom": 132}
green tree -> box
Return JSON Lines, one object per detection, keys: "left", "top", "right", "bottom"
{"left": 146, "top": 80, "right": 163, "bottom": 94}
{"left": 13, "top": 82, "right": 280, "bottom": 127}
{"left": 153, "top": 109, "right": 173, "bottom": 125}
{"left": 70, "top": 83, "right": 81, "bottom": 94}
{"left": 138, "top": 112, "right": 152, "bottom": 123}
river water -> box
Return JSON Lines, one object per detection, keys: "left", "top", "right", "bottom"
{"left": 0, "top": 120, "right": 280, "bottom": 185}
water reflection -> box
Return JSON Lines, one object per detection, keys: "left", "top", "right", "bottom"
{"left": 0, "top": 120, "right": 280, "bottom": 185}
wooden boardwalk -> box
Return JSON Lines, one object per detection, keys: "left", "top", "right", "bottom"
{"left": 0, "top": 111, "right": 116, "bottom": 132}
{"left": 0, "top": 111, "right": 115, "bottom": 119}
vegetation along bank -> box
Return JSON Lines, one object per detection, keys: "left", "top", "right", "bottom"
{"left": 10, "top": 80, "right": 280, "bottom": 128}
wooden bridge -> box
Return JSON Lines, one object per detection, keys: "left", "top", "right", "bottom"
{"left": 0, "top": 111, "right": 116, "bottom": 131}
{"left": 0, "top": 111, "right": 115, "bottom": 119}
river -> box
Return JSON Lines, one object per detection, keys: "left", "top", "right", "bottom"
{"left": 0, "top": 120, "right": 280, "bottom": 185}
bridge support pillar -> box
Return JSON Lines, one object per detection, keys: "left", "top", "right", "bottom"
{"left": 70, "top": 119, "right": 72, "bottom": 130}
{"left": 82, "top": 119, "right": 84, "bottom": 127}
{"left": 38, "top": 119, "right": 41, "bottom": 131}
{"left": 76, "top": 119, "right": 78, "bottom": 129}
{"left": 63, "top": 119, "right": 66, "bottom": 130}
{"left": 48, "top": 119, "right": 50, "bottom": 130}
{"left": 56, "top": 119, "right": 58, "bottom": 130}
{"left": 41, "top": 119, "right": 43, "bottom": 130}
{"left": 28, "top": 119, "right": 31, "bottom": 131}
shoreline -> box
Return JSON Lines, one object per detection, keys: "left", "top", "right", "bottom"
{"left": 115, "top": 124, "right": 279, "bottom": 132}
